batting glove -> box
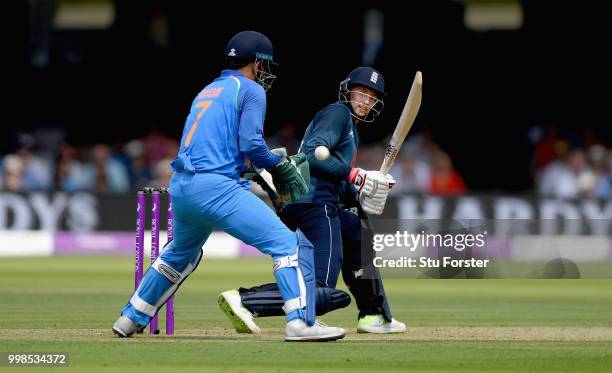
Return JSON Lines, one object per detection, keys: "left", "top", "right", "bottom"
{"left": 348, "top": 168, "right": 395, "bottom": 199}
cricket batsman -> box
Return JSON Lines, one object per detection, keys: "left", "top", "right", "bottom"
{"left": 219, "top": 67, "right": 406, "bottom": 334}
{"left": 112, "top": 31, "right": 345, "bottom": 342}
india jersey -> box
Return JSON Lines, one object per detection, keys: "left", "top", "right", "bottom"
{"left": 173, "top": 70, "right": 280, "bottom": 179}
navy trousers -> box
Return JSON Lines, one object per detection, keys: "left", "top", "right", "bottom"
{"left": 281, "top": 203, "right": 360, "bottom": 287}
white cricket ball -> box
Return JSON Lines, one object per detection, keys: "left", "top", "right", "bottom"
{"left": 314, "top": 146, "right": 330, "bottom": 161}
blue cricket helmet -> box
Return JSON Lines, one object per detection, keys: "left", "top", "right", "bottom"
{"left": 342, "top": 66, "right": 385, "bottom": 96}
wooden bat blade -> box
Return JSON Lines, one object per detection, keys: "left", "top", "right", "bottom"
{"left": 380, "top": 71, "right": 422, "bottom": 175}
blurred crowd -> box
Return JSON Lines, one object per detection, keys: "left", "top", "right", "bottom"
{"left": 230, "top": 126, "right": 467, "bottom": 197}
{"left": 1, "top": 129, "right": 177, "bottom": 193}
{"left": 529, "top": 126, "right": 612, "bottom": 199}
{"left": 356, "top": 133, "right": 468, "bottom": 196}
{"left": 1, "top": 126, "right": 610, "bottom": 199}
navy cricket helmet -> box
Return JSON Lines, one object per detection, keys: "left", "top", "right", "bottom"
{"left": 225, "top": 31, "right": 277, "bottom": 92}
{"left": 339, "top": 66, "right": 386, "bottom": 123}
{"left": 342, "top": 66, "right": 385, "bottom": 96}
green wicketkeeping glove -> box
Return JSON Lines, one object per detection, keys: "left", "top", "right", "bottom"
{"left": 267, "top": 152, "right": 310, "bottom": 203}
{"left": 243, "top": 165, "right": 287, "bottom": 213}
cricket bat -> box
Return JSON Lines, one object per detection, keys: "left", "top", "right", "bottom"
{"left": 379, "top": 71, "right": 423, "bottom": 175}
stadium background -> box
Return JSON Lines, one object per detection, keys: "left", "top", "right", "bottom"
{"left": 1, "top": 2, "right": 611, "bottom": 371}
{"left": 2, "top": 1, "right": 610, "bottom": 249}
{"left": 5, "top": 1, "right": 611, "bottom": 190}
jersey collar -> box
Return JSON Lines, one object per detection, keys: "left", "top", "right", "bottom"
{"left": 221, "top": 69, "right": 246, "bottom": 78}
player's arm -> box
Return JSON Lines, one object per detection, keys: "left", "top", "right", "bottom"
{"left": 238, "top": 86, "right": 282, "bottom": 169}
{"left": 301, "top": 106, "right": 352, "bottom": 180}
{"left": 304, "top": 106, "right": 393, "bottom": 214}
{"left": 238, "top": 85, "right": 309, "bottom": 202}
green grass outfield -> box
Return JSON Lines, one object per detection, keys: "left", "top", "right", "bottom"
{"left": 1, "top": 256, "right": 611, "bottom": 372}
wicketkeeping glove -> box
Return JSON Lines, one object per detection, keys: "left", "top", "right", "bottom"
{"left": 243, "top": 165, "right": 286, "bottom": 213}
{"left": 267, "top": 148, "right": 310, "bottom": 203}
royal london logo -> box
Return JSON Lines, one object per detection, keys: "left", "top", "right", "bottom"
{"left": 370, "top": 72, "right": 379, "bottom": 83}
{"left": 228, "top": 48, "right": 237, "bottom": 57}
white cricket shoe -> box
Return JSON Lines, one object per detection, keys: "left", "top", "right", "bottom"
{"left": 218, "top": 290, "right": 261, "bottom": 334}
{"left": 356, "top": 315, "right": 407, "bottom": 334}
{"left": 112, "top": 315, "right": 142, "bottom": 337}
{"left": 285, "top": 319, "right": 345, "bottom": 342}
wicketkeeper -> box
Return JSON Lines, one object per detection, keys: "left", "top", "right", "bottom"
{"left": 113, "top": 31, "right": 345, "bottom": 342}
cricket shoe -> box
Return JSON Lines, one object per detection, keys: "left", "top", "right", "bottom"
{"left": 285, "top": 319, "right": 345, "bottom": 342}
{"left": 218, "top": 290, "right": 261, "bottom": 334}
{"left": 112, "top": 315, "right": 144, "bottom": 337}
{"left": 357, "top": 315, "right": 407, "bottom": 333}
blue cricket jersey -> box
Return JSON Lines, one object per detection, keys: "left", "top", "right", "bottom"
{"left": 172, "top": 70, "right": 281, "bottom": 179}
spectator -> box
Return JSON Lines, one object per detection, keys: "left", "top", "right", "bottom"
{"left": 358, "top": 144, "right": 385, "bottom": 171}
{"left": 149, "top": 158, "right": 174, "bottom": 189}
{"left": 86, "top": 143, "right": 130, "bottom": 193}
{"left": 17, "top": 148, "right": 53, "bottom": 191}
{"left": 55, "top": 144, "right": 91, "bottom": 191}
{"left": 143, "top": 129, "right": 175, "bottom": 166}
{"left": 590, "top": 146, "right": 612, "bottom": 199}
{"left": 429, "top": 150, "right": 466, "bottom": 195}
{"left": 391, "top": 153, "right": 431, "bottom": 194}
{"left": 532, "top": 127, "right": 562, "bottom": 171}
{"left": 2, "top": 154, "right": 24, "bottom": 192}
{"left": 267, "top": 123, "right": 301, "bottom": 155}
{"left": 538, "top": 148, "right": 589, "bottom": 198}
{"left": 400, "top": 132, "right": 435, "bottom": 166}
{"left": 123, "top": 139, "right": 152, "bottom": 190}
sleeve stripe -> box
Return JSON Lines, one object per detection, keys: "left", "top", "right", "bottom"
{"left": 229, "top": 75, "right": 241, "bottom": 111}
